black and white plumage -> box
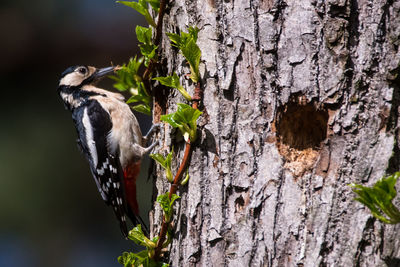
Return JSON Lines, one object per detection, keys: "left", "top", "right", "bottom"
{"left": 58, "top": 65, "right": 157, "bottom": 237}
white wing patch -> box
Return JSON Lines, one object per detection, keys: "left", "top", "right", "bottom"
{"left": 82, "top": 107, "right": 98, "bottom": 167}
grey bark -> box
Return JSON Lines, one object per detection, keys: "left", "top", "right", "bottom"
{"left": 149, "top": 0, "right": 400, "bottom": 266}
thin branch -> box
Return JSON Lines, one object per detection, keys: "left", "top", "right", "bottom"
{"left": 143, "top": 0, "right": 170, "bottom": 122}
{"left": 154, "top": 81, "right": 202, "bottom": 260}
{"left": 142, "top": 0, "right": 203, "bottom": 261}
{"left": 143, "top": 0, "right": 169, "bottom": 85}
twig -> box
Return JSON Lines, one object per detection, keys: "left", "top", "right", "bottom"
{"left": 142, "top": 0, "right": 202, "bottom": 260}
{"left": 142, "top": 0, "right": 170, "bottom": 122}
{"left": 154, "top": 81, "right": 202, "bottom": 260}
{"left": 142, "top": 0, "right": 169, "bottom": 87}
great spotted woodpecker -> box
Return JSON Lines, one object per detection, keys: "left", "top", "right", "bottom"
{"left": 58, "top": 65, "right": 157, "bottom": 237}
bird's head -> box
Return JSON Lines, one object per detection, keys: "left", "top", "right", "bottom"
{"left": 58, "top": 65, "right": 115, "bottom": 88}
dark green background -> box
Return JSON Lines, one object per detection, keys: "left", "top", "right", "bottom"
{"left": 0, "top": 1, "right": 152, "bottom": 266}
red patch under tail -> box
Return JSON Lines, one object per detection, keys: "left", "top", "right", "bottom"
{"left": 123, "top": 161, "right": 141, "bottom": 215}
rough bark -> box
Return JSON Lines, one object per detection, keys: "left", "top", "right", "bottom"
{"left": 149, "top": 0, "right": 400, "bottom": 266}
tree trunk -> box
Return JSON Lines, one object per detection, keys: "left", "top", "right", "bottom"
{"left": 150, "top": 0, "right": 400, "bottom": 266}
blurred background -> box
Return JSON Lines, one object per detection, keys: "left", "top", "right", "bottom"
{"left": 0, "top": 1, "right": 152, "bottom": 266}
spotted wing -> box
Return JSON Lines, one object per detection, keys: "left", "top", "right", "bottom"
{"left": 72, "top": 100, "right": 129, "bottom": 237}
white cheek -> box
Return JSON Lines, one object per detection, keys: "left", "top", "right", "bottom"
{"left": 59, "top": 73, "right": 84, "bottom": 86}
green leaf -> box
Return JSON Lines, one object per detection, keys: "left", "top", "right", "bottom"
{"left": 117, "top": 252, "right": 131, "bottom": 265}
{"left": 117, "top": 0, "right": 146, "bottom": 15}
{"left": 181, "top": 171, "right": 190, "bottom": 185}
{"left": 111, "top": 57, "right": 152, "bottom": 115}
{"left": 153, "top": 73, "right": 192, "bottom": 101}
{"left": 170, "top": 194, "right": 180, "bottom": 205}
{"left": 132, "top": 104, "right": 152, "bottom": 115}
{"left": 153, "top": 75, "right": 177, "bottom": 88}
{"left": 160, "top": 113, "right": 181, "bottom": 128}
{"left": 188, "top": 26, "right": 200, "bottom": 42}
{"left": 117, "top": 0, "right": 156, "bottom": 27}
{"left": 150, "top": 150, "right": 174, "bottom": 182}
{"left": 127, "top": 224, "right": 146, "bottom": 245}
{"left": 157, "top": 193, "right": 180, "bottom": 222}
{"left": 145, "top": 0, "right": 160, "bottom": 13}
{"left": 167, "top": 27, "right": 201, "bottom": 82}
{"left": 166, "top": 32, "right": 182, "bottom": 48}
{"left": 136, "top": 25, "right": 152, "bottom": 44}
{"left": 111, "top": 56, "right": 143, "bottom": 92}
{"left": 150, "top": 153, "right": 168, "bottom": 168}
{"left": 140, "top": 44, "right": 158, "bottom": 66}
{"left": 181, "top": 39, "right": 201, "bottom": 82}
{"left": 160, "top": 103, "right": 202, "bottom": 142}
{"left": 117, "top": 250, "right": 153, "bottom": 267}
{"left": 177, "top": 103, "right": 202, "bottom": 124}
{"left": 165, "top": 151, "right": 173, "bottom": 182}
{"left": 135, "top": 26, "right": 157, "bottom": 66}
{"left": 351, "top": 172, "right": 400, "bottom": 224}
{"left": 166, "top": 26, "right": 199, "bottom": 49}
{"left": 127, "top": 94, "right": 151, "bottom": 104}
{"left": 127, "top": 225, "right": 156, "bottom": 250}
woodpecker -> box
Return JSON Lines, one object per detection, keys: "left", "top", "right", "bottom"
{"left": 58, "top": 65, "right": 157, "bottom": 237}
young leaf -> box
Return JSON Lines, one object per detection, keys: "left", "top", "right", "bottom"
{"left": 117, "top": 250, "right": 153, "bottom": 267}
{"left": 127, "top": 224, "right": 146, "bottom": 245}
{"left": 157, "top": 193, "right": 180, "bottom": 222}
{"left": 166, "top": 26, "right": 199, "bottom": 49}
{"left": 111, "top": 56, "right": 143, "bottom": 92}
{"left": 160, "top": 113, "right": 181, "bottom": 129}
{"left": 111, "top": 57, "right": 152, "bottom": 115}
{"left": 181, "top": 171, "right": 190, "bottom": 185}
{"left": 181, "top": 39, "right": 201, "bottom": 82}
{"left": 150, "top": 153, "right": 168, "bottom": 168}
{"left": 128, "top": 225, "right": 156, "bottom": 249}
{"left": 166, "top": 32, "right": 182, "bottom": 48}
{"left": 153, "top": 73, "right": 192, "bottom": 101}
{"left": 188, "top": 26, "right": 200, "bottom": 42}
{"left": 145, "top": 0, "right": 160, "bottom": 13}
{"left": 117, "top": 0, "right": 156, "bottom": 27}
{"left": 118, "top": 251, "right": 135, "bottom": 267}
{"left": 167, "top": 27, "right": 201, "bottom": 82}
{"left": 132, "top": 104, "right": 152, "bottom": 116}
{"left": 151, "top": 150, "right": 174, "bottom": 182}
{"left": 160, "top": 103, "right": 202, "bottom": 142}
{"left": 127, "top": 94, "right": 151, "bottom": 104}
{"left": 351, "top": 172, "right": 400, "bottom": 224}
{"left": 136, "top": 25, "right": 152, "bottom": 44}
{"left": 135, "top": 26, "right": 157, "bottom": 66}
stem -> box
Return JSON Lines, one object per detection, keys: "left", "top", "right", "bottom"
{"left": 144, "top": 0, "right": 170, "bottom": 122}
{"left": 143, "top": 0, "right": 168, "bottom": 84}
{"left": 154, "top": 81, "right": 202, "bottom": 260}
{"left": 192, "top": 81, "right": 202, "bottom": 109}
{"left": 140, "top": 0, "right": 169, "bottom": 104}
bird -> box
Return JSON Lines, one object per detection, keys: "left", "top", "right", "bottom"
{"left": 57, "top": 65, "right": 157, "bottom": 237}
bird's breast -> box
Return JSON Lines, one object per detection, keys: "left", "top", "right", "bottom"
{"left": 90, "top": 95, "right": 143, "bottom": 168}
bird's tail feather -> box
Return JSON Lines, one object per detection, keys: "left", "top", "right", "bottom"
{"left": 123, "top": 161, "right": 149, "bottom": 235}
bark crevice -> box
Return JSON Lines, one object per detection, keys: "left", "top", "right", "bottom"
{"left": 150, "top": 0, "right": 400, "bottom": 265}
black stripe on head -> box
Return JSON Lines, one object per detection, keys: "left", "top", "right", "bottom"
{"left": 60, "top": 65, "right": 89, "bottom": 78}
{"left": 61, "top": 66, "right": 78, "bottom": 78}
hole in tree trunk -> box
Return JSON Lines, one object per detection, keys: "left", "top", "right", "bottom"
{"left": 274, "top": 96, "right": 329, "bottom": 177}
{"left": 276, "top": 101, "right": 328, "bottom": 149}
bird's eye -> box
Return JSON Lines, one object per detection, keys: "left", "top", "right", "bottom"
{"left": 78, "top": 67, "right": 87, "bottom": 75}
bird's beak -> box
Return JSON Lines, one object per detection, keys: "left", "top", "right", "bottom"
{"left": 94, "top": 66, "right": 115, "bottom": 79}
